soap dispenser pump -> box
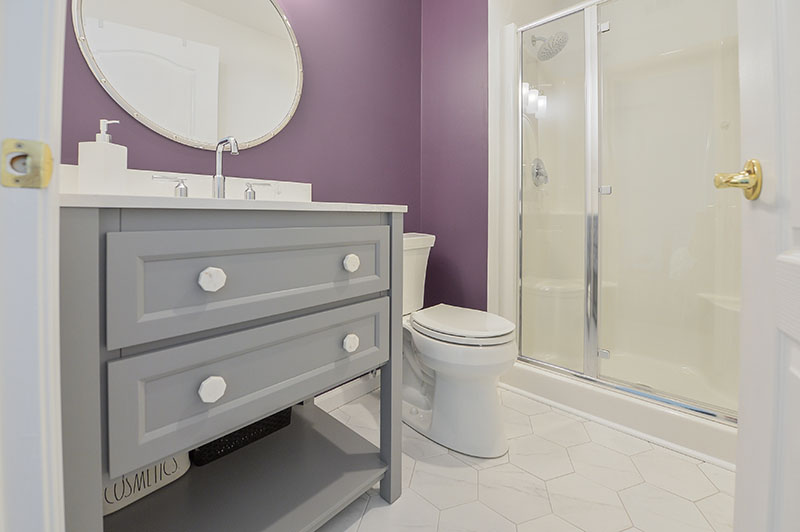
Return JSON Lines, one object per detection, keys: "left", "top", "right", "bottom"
{"left": 96, "top": 119, "right": 119, "bottom": 142}
{"left": 78, "top": 118, "right": 129, "bottom": 194}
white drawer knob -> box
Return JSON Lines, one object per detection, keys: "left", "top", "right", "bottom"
{"left": 198, "top": 376, "right": 227, "bottom": 404}
{"left": 343, "top": 333, "right": 360, "bottom": 353}
{"left": 198, "top": 267, "right": 227, "bottom": 292}
{"left": 343, "top": 253, "right": 361, "bottom": 273}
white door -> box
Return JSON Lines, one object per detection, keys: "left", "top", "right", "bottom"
{"left": 0, "top": 1, "right": 67, "bottom": 531}
{"left": 734, "top": 0, "right": 800, "bottom": 530}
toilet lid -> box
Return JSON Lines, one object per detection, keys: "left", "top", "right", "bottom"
{"left": 410, "top": 304, "right": 515, "bottom": 344}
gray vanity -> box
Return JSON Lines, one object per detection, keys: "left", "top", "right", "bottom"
{"left": 59, "top": 194, "right": 404, "bottom": 532}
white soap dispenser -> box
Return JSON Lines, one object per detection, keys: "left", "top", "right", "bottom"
{"left": 78, "top": 119, "right": 129, "bottom": 194}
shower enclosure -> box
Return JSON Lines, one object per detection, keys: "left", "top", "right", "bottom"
{"left": 518, "top": 0, "right": 740, "bottom": 421}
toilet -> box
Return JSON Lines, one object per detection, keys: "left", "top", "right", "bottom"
{"left": 402, "top": 233, "right": 517, "bottom": 458}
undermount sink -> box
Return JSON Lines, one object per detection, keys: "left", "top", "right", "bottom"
{"left": 58, "top": 164, "right": 312, "bottom": 202}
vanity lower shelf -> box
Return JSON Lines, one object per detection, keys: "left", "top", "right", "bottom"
{"left": 103, "top": 405, "right": 386, "bottom": 532}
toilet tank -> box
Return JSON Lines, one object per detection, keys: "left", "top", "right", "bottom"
{"left": 403, "top": 233, "right": 435, "bottom": 315}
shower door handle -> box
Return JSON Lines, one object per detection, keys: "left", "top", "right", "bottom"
{"left": 714, "top": 159, "right": 762, "bottom": 200}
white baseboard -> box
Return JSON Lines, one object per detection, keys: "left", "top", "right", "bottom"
{"left": 315, "top": 371, "right": 381, "bottom": 412}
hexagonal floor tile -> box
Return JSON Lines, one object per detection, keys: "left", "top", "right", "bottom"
{"left": 518, "top": 514, "right": 583, "bottom": 532}
{"left": 438, "top": 501, "right": 515, "bottom": 532}
{"left": 402, "top": 425, "right": 448, "bottom": 461}
{"left": 547, "top": 473, "right": 632, "bottom": 532}
{"left": 509, "top": 434, "right": 573, "bottom": 480}
{"left": 500, "top": 389, "right": 550, "bottom": 416}
{"left": 696, "top": 492, "right": 734, "bottom": 532}
{"left": 632, "top": 449, "right": 717, "bottom": 501}
{"left": 619, "top": 483, "right": 713, "bottom": 532}
{"left": 410, "top": 453, "right": 478, "bottom": 509}
{"left": 449, "top": 449, "right": 509, "bottom": 470}
{"left": 478, "top": 463, "right": 550, "bottom": 523}
{"left": 358, "top": 490, "right": 439, "bottom": 532}
{"left": 503, "top": 406, "right": 533, "bottom": 439}
{"left": 584, "top": 422, "right": 652, "bottom": 456}
{"left": 531, "top": 411, "right": 590, "bottom": 447}
{"left": 568, "top": 442, "right": 643, "bottom": 491}
{"left": 316, "top": 494, "right": 368, "bottom": 532}
{"left": 698, "top": 462, "right": 736, "bottom": 496}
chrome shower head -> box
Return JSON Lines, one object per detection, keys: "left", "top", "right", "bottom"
{"left": 532, "top": 31, "right": 569, "bottom": 61}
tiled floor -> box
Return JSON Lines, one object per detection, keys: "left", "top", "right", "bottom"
{"left": 318, "top": 387, "right": 735, "bottom": 532}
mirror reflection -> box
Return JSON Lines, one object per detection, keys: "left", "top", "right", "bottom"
{"left": 74, "top": 0, "right": 303, "bottom": 149}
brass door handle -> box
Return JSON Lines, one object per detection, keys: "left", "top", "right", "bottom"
{"left": 714, "top": 159, "right": 762, "bottom": 200}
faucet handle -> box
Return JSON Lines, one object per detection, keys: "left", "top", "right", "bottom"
{"left": 243, "top": 181, "right": 273, "bottom": 200}
{"left": 152, "top": 174, "right": 189, "bottom": 197}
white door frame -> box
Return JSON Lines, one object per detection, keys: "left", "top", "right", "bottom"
{"left": 734, "top": 0, "right": 800, "bottom": 529}
{"left": 0, "top": 1, "right": 67, "bottom": 531}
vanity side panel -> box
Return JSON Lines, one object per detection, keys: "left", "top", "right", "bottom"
{"left": 380, "top": 212, "right": 403, "bottom": 502}
{"left": 60, "top": 208, "right": 120, "bottom": 532}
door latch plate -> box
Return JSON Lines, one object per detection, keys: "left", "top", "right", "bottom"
{"left": 1, "top": 138, "right": 53, "bottom": 189}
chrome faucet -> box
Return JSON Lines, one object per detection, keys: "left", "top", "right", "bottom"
{"left": 213, "top": 136, "right": 239, "bottom": 198}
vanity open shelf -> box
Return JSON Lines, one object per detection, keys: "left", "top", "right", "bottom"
{"left": 104, "top": 405, "right": 385, "bottom": 532}
{"left": 59, "top": 197, "right": 405, "bottom": 532}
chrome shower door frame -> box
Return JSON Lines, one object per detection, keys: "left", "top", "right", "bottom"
{"left": 516, "top": 0, "right": 604, "bottom": 380}
{"left": 515, "top": 0, "right": 737, "bottom": 424}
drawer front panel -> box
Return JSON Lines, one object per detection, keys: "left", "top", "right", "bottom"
{"left": 107, "top": 298, "right": 389, "bottom": 478}
{"left": 106, "top": 225, "right": 389, "bottom": 349}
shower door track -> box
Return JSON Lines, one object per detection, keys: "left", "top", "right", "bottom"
{"left": 514, "top": 0, "right": 738, "bottom": 426}
{"left": 517, "top": 355, "right": 738, "bottom": 426}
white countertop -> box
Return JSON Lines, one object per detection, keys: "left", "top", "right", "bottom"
{"left": 58, "top": 164, "right": 406, "bottom": 213}
{"left": 59, "top": 193, "right": 407, "bottom": 213}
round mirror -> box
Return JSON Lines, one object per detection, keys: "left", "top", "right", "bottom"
{"left": 72, "top": 0, "right": 303, "bottom": 150}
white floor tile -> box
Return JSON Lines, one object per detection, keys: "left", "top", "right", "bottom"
{"left": 584, "top": 422, "right": 652, "bottom": 456}
{"left": 437, "top": 501, "right": 515, "bottom": 532}
{"left": 632, "top": 449, "right": 717, "bottom": 501}
{"left": 508, "top": 434, "right": 574, "bottom": 480}
{"left": 449, "top": 449, "right": 509, "bottom": 470}
{"left": 478, "top": 463, "right": 551, "bottom": 523}
{"left": 330, "top": 385, "right": 735, "bottom": 532}
{"left": 315, "top": 494, "right": 368, "bottom": 532}
{"left": 402, "top": 453, "right": 415, "bottom": 488}
{"left": 402, "top": 425, "right": 449, "bottom": 460}
{"left": 502, "top": 406, "right": 533, "bottom": 439}
{"left": 568, "top": 442, "right": 643, "bottom": 491}
{"left": 531, "top": 411, "right": 591, "bottom": 447}
{"left": 696, "top": 492, "right": 734, "bottom": 532}
{"left": 547, "top": 473, "right": 632, "bottom": 532}
{"left": 517, "top": 514, "right": 583, "bottom": 532}
{"left": 410, "top": 453, "right": 478, "bottom": 509}
{"left": 329, "top": 408, "right": 351, "bottom": 425}
{"left": 698, "top": 463, "right": 736, "bottom": 496}
{"left": 619, "top": 483, "right": 713, "bottom": 532}
{"left": 357, "top": 490, "right": 440, "bottom": 532}
{"left": 500, "top": 389, "right": 550, "bottom": 416}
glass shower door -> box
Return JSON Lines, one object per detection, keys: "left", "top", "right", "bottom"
{"left": 519, "top": 10, "right": 586, "bottom": 373}
{"left": 596, "top": 0, "right": 740, "bottom": 415}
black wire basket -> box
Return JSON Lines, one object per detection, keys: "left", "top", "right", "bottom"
{"left": 189, "top": 407, "right": 293, "bottom": 466}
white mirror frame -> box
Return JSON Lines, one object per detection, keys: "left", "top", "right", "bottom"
{"left": 71, "top": 0, "right": 304, "bottom": 150}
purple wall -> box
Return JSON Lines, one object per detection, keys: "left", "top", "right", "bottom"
{"left": 419, "top": 0, "right": 488, "bottom": 310}
{"left": 62, "top": 0, "right": 422, "bottom": 231}
{"left": 61, "top": 0, "right": 490, "bottom": 309}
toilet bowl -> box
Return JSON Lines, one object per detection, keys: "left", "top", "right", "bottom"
{"left": 402, "top": 233, "right": 517, "bottom": 458}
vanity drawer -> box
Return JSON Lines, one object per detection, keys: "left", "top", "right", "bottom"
{"left": 106, "top": 297, "right": 389, "bottom": 478}
{"left": 106, "top": 225, "right": 389, "bottom": 349}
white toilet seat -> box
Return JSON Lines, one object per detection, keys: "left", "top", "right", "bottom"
{"left": 410, "top": 304, "right": 516, "bottom": 346}
{"left": 411, "top": 321, "right": 516, "bottom": 346}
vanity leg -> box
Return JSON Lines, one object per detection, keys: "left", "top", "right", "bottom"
{"left": 380, "top": 213, "right": 403, "bottom": 503}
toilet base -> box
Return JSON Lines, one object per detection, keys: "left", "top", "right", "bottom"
{"left": 402, "top": 375, "right": 508, "bottom": 458}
